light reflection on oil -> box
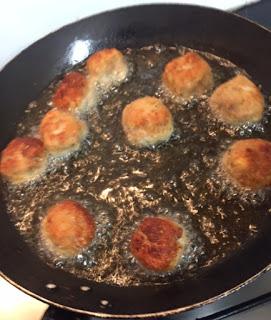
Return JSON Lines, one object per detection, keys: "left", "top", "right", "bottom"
{"left": 69, "top": 39, "right": 93, "bottom": 64}
{"left": 4, "top": 44, "right": 271, "bottom": 286}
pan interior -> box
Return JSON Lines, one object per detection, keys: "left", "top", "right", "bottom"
{"left": 2, "top": 44, "right": 271, "bottom": 287}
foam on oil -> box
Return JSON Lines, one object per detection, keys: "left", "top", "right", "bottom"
{"left": 2, "top": 44, "right": 271, "bottom": 286}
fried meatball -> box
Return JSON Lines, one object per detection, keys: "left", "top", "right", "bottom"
{"left": 221, "top": 139, "right": 271, "bottom": 189}
{"left": 130, "top": 216, "right": 184, "bottom": 272}
{"left": 40, "top": 109, "right": 87, "bottom": 154}
{"left": 121, "top": 96, "right": 173, "bottom": 147}
{"left": 86, "top": 48, "right": 128, "bottom": 89}
{"left": 162, "top": 52, "right": 213, "bottom": 99}
{"left": 41, "top": 200, "right": 95, "bottom": 257}
{"left": 209, "top": 75, "right": 264, "bottom": 125}
{"left": 0, "top": 137, "right": 47, "bottom": 184}
{"left": 52, "top": 71, "right": 97, "bottom": 113}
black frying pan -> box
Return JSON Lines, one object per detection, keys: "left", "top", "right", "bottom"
{"left": 0, "top": 4, "right": 271, "bottom": 318}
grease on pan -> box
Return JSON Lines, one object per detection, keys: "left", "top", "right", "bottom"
{"left": 3, "top": 44, "right": 271, "bottom": 286}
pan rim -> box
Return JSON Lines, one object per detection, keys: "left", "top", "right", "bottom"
{"left": 1, "top": 2, "right": 271, "bottom": 73}
{"left": 1, "top": 3, "right": 271, "bottom": 318}
{"left": 2, "top": 263, "right": 271, "bottom": 318}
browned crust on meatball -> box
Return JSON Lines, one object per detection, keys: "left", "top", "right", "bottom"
{"left": 121, "top": 96, "right": 173, "bottom": 147}
{"left": 162, "top": 52, "right": 213, "bottom": 99}
{"left": 130, "top": 216, "right": 183, "bottom": 272}
{"left": 0, "top": 137, "right": 46, "bottom": 183}
{"left": 86, "top": 48, "right": 128, "bottom": 87}
{"left": 52, "top": 72, "right": 88, "bottom": 111}
{"left": 222, "top": 139, "right": 271, "bottom": 189}
{"left": 39, "top": 109, "right": 87, "bottom": 154}
{"left": 41, "top": 200, "right": 96, "bottom": 257}
{"left": 209, "top": 75, "right": 264, "bottom": 125}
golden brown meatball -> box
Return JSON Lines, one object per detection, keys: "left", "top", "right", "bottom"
{"left": 0, "top": 137, "right": 47, "bottom": 184}
{"left": 130, "top": 216, "right": 184, "bottom": 272}
{"left": 52, "top": 71, "right": 97, "bottom": 113}
{"left": 162, "top": 52, "right": 213, "bottom": 99}
{"left": 86, "top": 48, "right": 128, "bottom": 89}
{"left": 39, "top": 109, "right": 87, "bottom": 154}
{"left": 41, "top": 200, "right": 95, "bottom": 257}
{"left": 221, "top": 139, "right": 271, "bottom": 189}
{"left": 209, "top": 75, "right": 264, "bottom": 125}
{"left": 121, "top": 96, "right": 173, "bottom": 147}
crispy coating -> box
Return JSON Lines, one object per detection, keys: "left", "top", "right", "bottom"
{"left": 86, "top": 48, "right": 128, "bottom": 88}
{"left": 130, "top": 216, "right": 183, "bottom": 272}
{"left": 0, "top": 137, "right": 47, "bottom": 183}
{"left": 222, "top": 139, "right": 271, "bottom": 189}
{"left": 40, "top": 109, "right": 87, "bottom": 154}
{"left": 162, "top": 52, "right": 213, "bottom": 99}
{"left": 52, "top": 71, "right": 97, "bottom": 113}
{"left": 52, "top": 72, "right": 87, "bottom": 111}
{"left": 209, "top": 75, "right": 264, "bottom": 125}
{"left": 121, "top": 96, "right": 173, "bottom": 147}
{"left": 41, "top": 200, "right": 95, "bottom": 257}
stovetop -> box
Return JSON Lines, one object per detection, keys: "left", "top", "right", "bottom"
{"left": 235, "top": 0, "right": 271, "bottom": 28}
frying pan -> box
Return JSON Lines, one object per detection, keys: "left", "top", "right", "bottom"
{"left": 0, "top": 4, "right": 271, "bottom": 318}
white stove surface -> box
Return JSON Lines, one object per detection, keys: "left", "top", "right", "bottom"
{"left": 0, "top": 277, "right": 47, "bottom": 320}
{"left": 0, "top": 1, "right": 262, "bottom": 320}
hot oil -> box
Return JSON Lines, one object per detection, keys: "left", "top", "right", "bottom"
{"left": 2, "top": 44, "right": 271, "bottom": 286}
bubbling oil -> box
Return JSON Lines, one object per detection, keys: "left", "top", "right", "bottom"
{"left": 2, "top": 44, "right": 271, "bottom": 286}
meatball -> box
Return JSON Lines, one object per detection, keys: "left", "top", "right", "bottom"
{"left": 41, "top": 200, "right": 95, "bottom": 257}
{"left": 0, "top": 137, "right": 47, "bottom": 184}
{"left": 86, "top": 48, "right": 128, "bottom": 89}
{"left": 52, "top": 71, "right": 97, "bottom": 113}
{"left": 209, "top": 75, "right": 264, "bottom": 125}
{"left": 221, "top": 139, "right": 271, "bottom": 189}
{"left": 121, "top": 96, "right": 173, "bottom": 147}
{"left": 40, "top": 109, "right": 87, "bottom": 154}
{"left": 162, "top": 52, "right": 213, "bottom": 99}
{"left": 130, "top": 216, "right": 184, "bottom": 272}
